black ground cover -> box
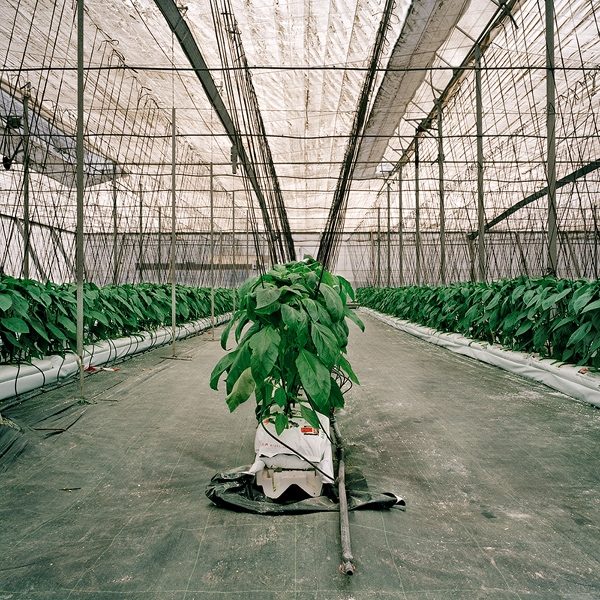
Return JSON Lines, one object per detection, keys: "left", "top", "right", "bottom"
{"left": 1, "top": 319, "right": 599, "bottom": 598}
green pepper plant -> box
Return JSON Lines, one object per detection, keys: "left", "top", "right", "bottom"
{"left": 210, "top": 256, "right": 364, "bottom": 434}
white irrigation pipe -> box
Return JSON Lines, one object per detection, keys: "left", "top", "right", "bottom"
{"left": 0, "top": 313, "right": 231, "bottom": 402}
{"left": 361, "top": 307, "right": 600, "bottom": 409}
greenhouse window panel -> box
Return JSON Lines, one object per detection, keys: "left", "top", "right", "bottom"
{"left": 0, "top": 88, "right": 122, "bottom": 188}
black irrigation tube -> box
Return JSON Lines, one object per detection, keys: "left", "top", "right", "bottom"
{"left": 331, "top": 414, "right": 356, "bottom": 575}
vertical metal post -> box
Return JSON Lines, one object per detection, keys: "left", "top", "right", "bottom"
{"left": 158, "top": 207, "right": 162, "bottom": 283}
{"left": 546, "top": 0, "right": 557, "bottom": 275}
{"left": 210, "top": 163, "right": 215, "bottom": 340}
{"left": 370, "top": 231, "right": 376, "bottom": 286}
{"left": 246, "top": 215, "right": 250, "bottom": 278}
{"left": 398, "top": 166, "right": 403, "bottom": 286}
{"left": 514, "top": 232, "right": 529, "bottom": 278}
{"left": 232, "top": 191, "right": 236, "bottom": 311}
{"left": 593, "top": 205, "right": 598, "bottom": 280}
{"left": 415, "top": 132, "right": 421, "bottom": 286}
{"left": 467, "top": 235, "right": 476, "bottom": 281}
{"left": 475, "top": 44, "right": 486, "bottom": 282}
{"left": 170, "top": 107, "right": 177, "bottom": 357}
{"left": 112, "top": 164, "right": 118, "bottom": 285}
{"left": 22, "top": 90, "right": 30, "bottom": 279}
{"left": 138, "top": 182, "right": 144, "bottom": 283}
{"left": 76, "top": 0, "right": 85, "bottom": 397}
{"left": 386, "top": 183, "right": 391, "bottom": 287}
{"left": 377, "top": 207, "right": 381, "bottom": 287}
{"left": 437, "top": 100, "right": 446, "bottom": 285}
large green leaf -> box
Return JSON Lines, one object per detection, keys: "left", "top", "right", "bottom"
{"left": 296, "top": 348, "right": 331, "bottom": 412}
{"left": 46, "top": 321, "right": 67, "bottom": 341}
{"left": 225, "top": 367, "right": 255, "bottom": 412}
{"left": 274, "top": 386, "right": 287, "bottom": 408}
{"left": 338, "top": 354, "right": 359, "bottom": 385}
{"left": 582, "top": 299, "right": 600, "bottom": 314}
{"left": 541, "top": 288, "right": 571, "bottom": 310}
{"left": 319, "top": 283, "right": 343, "bottom": 321}
{"left": 338, "top": 275, "right": 355, "bottom": 301}
{"left": 329, "top": 377, "right": 345, "bottom": 409}
{"left": 220, "top": 310, "right": 243, "bottom": 349}
{"left": 29, "top": 317, "right": 51, "bottom": 342}
{"left": 310, "top": 322, "right": 339, "bottom": 369}
{"left": 10, "top": 293, "right": 29, "bottom": 317}
{"left": 226, "top": 343, "right": 252, "bottom": 394}
{"left": 301, "top": 297, "right": 319, "bottom": 322}
{"left": 249, "top": 326, "right": 281, "bottom": 383}
{"left": 275, "top": 413, "right": 288, "bottom": 436}
{"left": 567, "top": 322, "right": 593, "bottom": 347}
{"left": 573, "top": 292, "right": 594, "bottom": 313}
{"left": 57, "top": 314, "right": 77, "bottom": 335}
{"left": 254, "top": 286, "right": 282, "bottom": 311}
{"left": 343, "top": 307, "right": 364, "bottom": 331}
{"left": 515, "top": 320, "right": 533, "bottom": 336}
{"left": 0, "top": 293, "right": 13, "bottom": 311}
{"left": 1, "top": 316, "right": 29, "bottom": 334}
{"left": 210, "top": 349, "right": 238, "bottom": 390}
{"left": 300, "top": 403, "right": 321, "bottom": 430}
{"left": 281, "top": 304, "right": 309, "bottom": 345}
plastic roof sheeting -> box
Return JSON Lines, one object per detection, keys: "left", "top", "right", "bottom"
{"left": 0, "top": 0, "right": 599, "bottom": 259}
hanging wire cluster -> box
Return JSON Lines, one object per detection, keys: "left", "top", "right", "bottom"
{"left": 0, "top": 0, "right": 268, "bottom": 287}
{"left": 346, "top": 0, "right": 600, "bottom": 287}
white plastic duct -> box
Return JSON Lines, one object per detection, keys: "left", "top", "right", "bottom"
{"left": 354, "top": 0, "right": 472, "bottom": 180}
{"left": 0, "top": 313, "right": 230, "bottom": 402}
{"left": 361, "top": 307, "right": 600, "bottom": 409}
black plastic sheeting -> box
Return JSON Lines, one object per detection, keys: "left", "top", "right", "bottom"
{"left": 206, "top": 466, "right": 406, "bottom": 514}
{"left": 0, "top": 395, "right": 86, "bottom": 470}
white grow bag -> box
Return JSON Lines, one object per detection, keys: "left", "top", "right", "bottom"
{"left": 0, "top": 313, "right": 231, "bottom": 402}
{"left": 361, "top": 307, "right": 600, "bottom": 409}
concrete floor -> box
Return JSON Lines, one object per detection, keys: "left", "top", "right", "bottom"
{"left": 1, "top": 313, "right": 599, "bottom": 599}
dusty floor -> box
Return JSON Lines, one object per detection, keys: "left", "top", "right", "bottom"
{"left": 1, "top": 313, "right": 599, "bottom": 599}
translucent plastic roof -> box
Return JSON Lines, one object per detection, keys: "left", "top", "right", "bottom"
{"left": 1, "top": 0, "right": 600, "bottom": 263}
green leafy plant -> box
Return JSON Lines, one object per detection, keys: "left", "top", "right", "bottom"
{"left": 0, "top": 276, "right": 234, "bottom": 364}
{"left": 210, "top": 256, "right": 364, "bottom": 434}
{"left": 357, "top": 276, "right": 600, "bottom": 368}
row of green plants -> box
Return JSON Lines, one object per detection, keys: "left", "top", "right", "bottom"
{"left": 210, "top": 256, "right": 364, "bottom": 434}
{"left": 0, "top": 275, "right": 234, "bottom": 363}
{"left": 357, "top": 276, "right": 600, "bottom": 368}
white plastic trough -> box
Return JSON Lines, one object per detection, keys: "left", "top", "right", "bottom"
{"left": 0, "top": 313, "right": 231, "bottom": 402}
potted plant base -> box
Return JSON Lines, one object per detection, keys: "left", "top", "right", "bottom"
{"left": 249, "top": 407, "right": 334, "bottom": 498}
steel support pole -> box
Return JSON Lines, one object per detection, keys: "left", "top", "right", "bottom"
{"left": 170, "top": 107, "right": 177, "bottom": 357}
{"left": 593, "top": 205, "right": 598, "bottom": 280}
{"left": 246, "top": 216, "right": 250, "bottom": 278}
{"left": 415, "top": 133, "right": 421, "bottom": 286}
{"left": 377, "top": 207, "right": 381, "bottom": 287}
{"left": 210, "top": 163, "right": 215, "bottom": 340}
{"left": 76, "top": 0, "right": 85, "bottom": 397}
{"left": 398, "top": 167, "right": 403, "bottom": 286}
{"left": 475, "top": 44, "right": 486, "bottom": 282}
{"left": 138, "top": 182, "right": 144, "bottom": 283}
{"left": 437, "top": 100, "right": 446, "bottom": 285}
{"left": 386, "top": 183, "right": 391, "bottom": 287}
{"left": 158, "top": 207, "right": 162, "bottom": 283}
{"left": 112, "top": 165, "right": 119, "bottom": 284}
{"left": 22, "top": 91, "right": 30, "bottom": 280}
{"left": 232, "top": 191, "right": 236, "bottom": 311}
{"left": 546, "top": 0, "right": 557, "bottom": 275}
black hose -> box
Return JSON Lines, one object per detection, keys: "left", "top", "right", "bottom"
{"left": 331, "top": 415, "right": 356, "bottom": 575}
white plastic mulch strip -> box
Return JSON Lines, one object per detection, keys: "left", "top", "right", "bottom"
{"left": 0, "top": 313, "right": 231, "bottom": 402}
{"left": 360, "top": 307, "right": 600, "bottom": 409}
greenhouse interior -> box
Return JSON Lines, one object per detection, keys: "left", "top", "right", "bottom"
{"left": 1, "top": 0, "right": 599, "bottom": 597}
